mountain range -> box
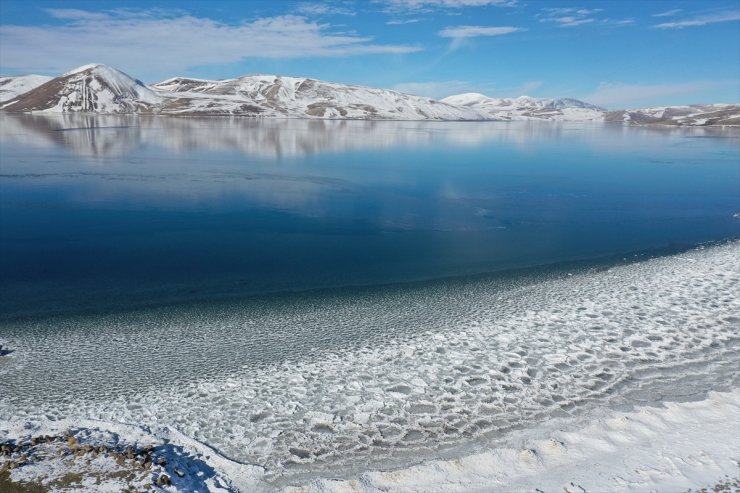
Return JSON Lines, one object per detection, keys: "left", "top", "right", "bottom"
{"left": 1, "top": 64, "right": 738, "bottom": 126}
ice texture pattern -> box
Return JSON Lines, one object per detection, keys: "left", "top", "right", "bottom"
{"left": 1, "top": 242, "right": 739, "bottom": 484}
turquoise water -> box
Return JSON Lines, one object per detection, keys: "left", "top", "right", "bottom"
{"left": 0, "top": 115, "right": 738, "bottom": 319}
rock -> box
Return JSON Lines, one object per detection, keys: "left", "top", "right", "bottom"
{"left": 174, "top": 467, "right": 185, "bottom": 478}
{"left": 156, "top": 474, "right": 171, "bottom": 486}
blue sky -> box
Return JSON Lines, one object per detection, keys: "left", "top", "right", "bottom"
{"left": 0, "top": 0, "right": 738, "bottom": 107}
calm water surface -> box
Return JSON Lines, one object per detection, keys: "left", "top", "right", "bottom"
{"left": 0, "top": 114, "right": 738, "bottom": 318}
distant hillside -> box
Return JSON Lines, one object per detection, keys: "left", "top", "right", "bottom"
{"left": 441, "top": 93, "right": 604, "bottom": 121}
{"left": 151, "top": 74, "right": 483, "bottom": 120}
{"left": 0, "top": 75, "right": 53, "bottom": 104}
{"left": 605, "top": 105, "right": 740, "bottom": 126}
{"left": 1, "top": 64, "right": 738, "bottom": 125}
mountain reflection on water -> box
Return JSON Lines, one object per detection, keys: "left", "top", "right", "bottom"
{"left": 2, "top": 112, "right": 737, "bottom": 158}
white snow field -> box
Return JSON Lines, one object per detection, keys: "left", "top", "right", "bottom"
{"left": 1, "top": 241, "right": 739, "bottom": 491}
{"left": 0, "top": 74, "right": 52, "bottom": 104}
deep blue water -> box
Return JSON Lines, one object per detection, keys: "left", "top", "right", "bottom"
{"left": 0, "top": 114, "right": 738, "bottom": 319}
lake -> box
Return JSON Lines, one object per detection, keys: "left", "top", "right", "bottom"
{"left": 0, "top": 114, "right": 739, "bottom": 484}
{"left": 1, "top": 114, "right": 738, "bottom": 319}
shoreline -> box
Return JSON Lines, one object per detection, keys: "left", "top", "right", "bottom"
{"left": 2, "top": 389, "right": 738, "bottom": 492}
{"left": 2, "top": 237, "right": 737, "bottom": 323}
{"left": 2, "top": 241, "right": 739, "bottom": 491}
{"left": 3, "top": 110, "right": 740, "bottom": 127}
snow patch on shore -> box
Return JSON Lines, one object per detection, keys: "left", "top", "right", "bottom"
{"left": 285, "top": 390, "right": 740, "bottom": 492}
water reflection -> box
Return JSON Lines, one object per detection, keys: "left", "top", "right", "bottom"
{"left": 2, "top": 113, "right": 737, "bottom": 158}
{"left": 1, "top": 113, "right": 738, "bottom": 318}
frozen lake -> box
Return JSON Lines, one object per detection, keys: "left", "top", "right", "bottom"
{"left": 0, "top": 115, "right": 739, "bottom": 487}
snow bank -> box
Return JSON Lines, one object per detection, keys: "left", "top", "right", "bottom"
{"left": 2, "top": 391, "right": 737, "bottom": 492}
{"left": 285, "top": 390, "right": 740, "bottom": 492}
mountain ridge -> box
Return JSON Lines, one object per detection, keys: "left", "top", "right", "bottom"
{"left": 2, "top": 64, "right": 738, "bottom": 125}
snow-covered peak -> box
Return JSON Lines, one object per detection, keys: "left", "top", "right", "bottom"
{"left": 62, "top": 63, "right": 106, "bottom": 77}
{"left": 3, "top": 64, "right": 161, "bottom": 113}
{"left": 440, "top": 93, "right": 492, "bottom": 107}
{"left": 62, "top": 64, "right": 160, "bottom": 105}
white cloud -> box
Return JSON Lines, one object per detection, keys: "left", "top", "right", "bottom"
{"left": 539, "top": 7, "right": 603, "bottom": 27}
{"left": 380, "top": 0, "right": 517, "bottom": 12}
{"left": 517, "top": 80, "right": 542, "bottom": 95}
{"left": 583, "top": 81, "right": 735, "bottom": 107}
{"left": 654, "top": 11, "right": 740, "bottom": 28}
{"left": 295, "top": 3, "right": 356, "bottom": 16}
{"left": 438, "top": 25, "right": 523, "bottom": 38}
{"left": 392, "top": 80, "right": 484, "bottom": 98}
{"left": 45, "top": 9, "right": 111, "bottom": 20}
{"left": 438, "top": 25, "right": 523, "bottom": 52}
{"left": 543, "top": 8, "right": 603, "bottom": 15}
{"left": 386, "top": 19, "right": 421, "bottom": 25}
{"left": 652, "top": 9, "right": 683, "bottom": 18}
{"left": 0, "top": 9, "right": 419, "bottom": 81}
{"left": 557, "top": 17, "right": 594, "bottom": 27}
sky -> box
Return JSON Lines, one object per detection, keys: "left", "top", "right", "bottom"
{"left": 0, "top": 0, "right": 738, "bottom": 108}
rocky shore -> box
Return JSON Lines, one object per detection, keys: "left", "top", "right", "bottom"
{"left": 0, "top": 422, "right": 247, "bottom": 492}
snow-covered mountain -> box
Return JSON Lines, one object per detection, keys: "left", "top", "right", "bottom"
{"left": 442, "top": 93, "right": 605, "bottom": 121}
{"left": 1, "top": 64, "right": 481, "bottom": 120}
{"left": 605, "top": 104, "right": 740, "bottom": 126}
{"left": 1, "top": 64, "right": 738, "bottom": 125}
{"left": 2, "top": 64, "right": 161, "bottom": 113}
{"left": 153, "top": 74, "right": 484, "bottom": 120}
{"left": 0, "top": 75, "right": 53, "bottom": 104}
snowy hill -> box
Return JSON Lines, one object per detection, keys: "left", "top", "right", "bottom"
{"left": 0, "top": 75, "right": 53, "bottom": 105}
{"left": 2, "top": 64, "right": 161, "bottom": 113}
{"left": 1, "top": 64, "right": 737, "bottom": 125}
{"left": 605, "top": 104, "right": 740, "bottom": 126}
{"left": 152, "top": 75, "right": 484, "bottom": 120}
{"left": 442, "top": 93, "right": 605, "bottom": 121}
